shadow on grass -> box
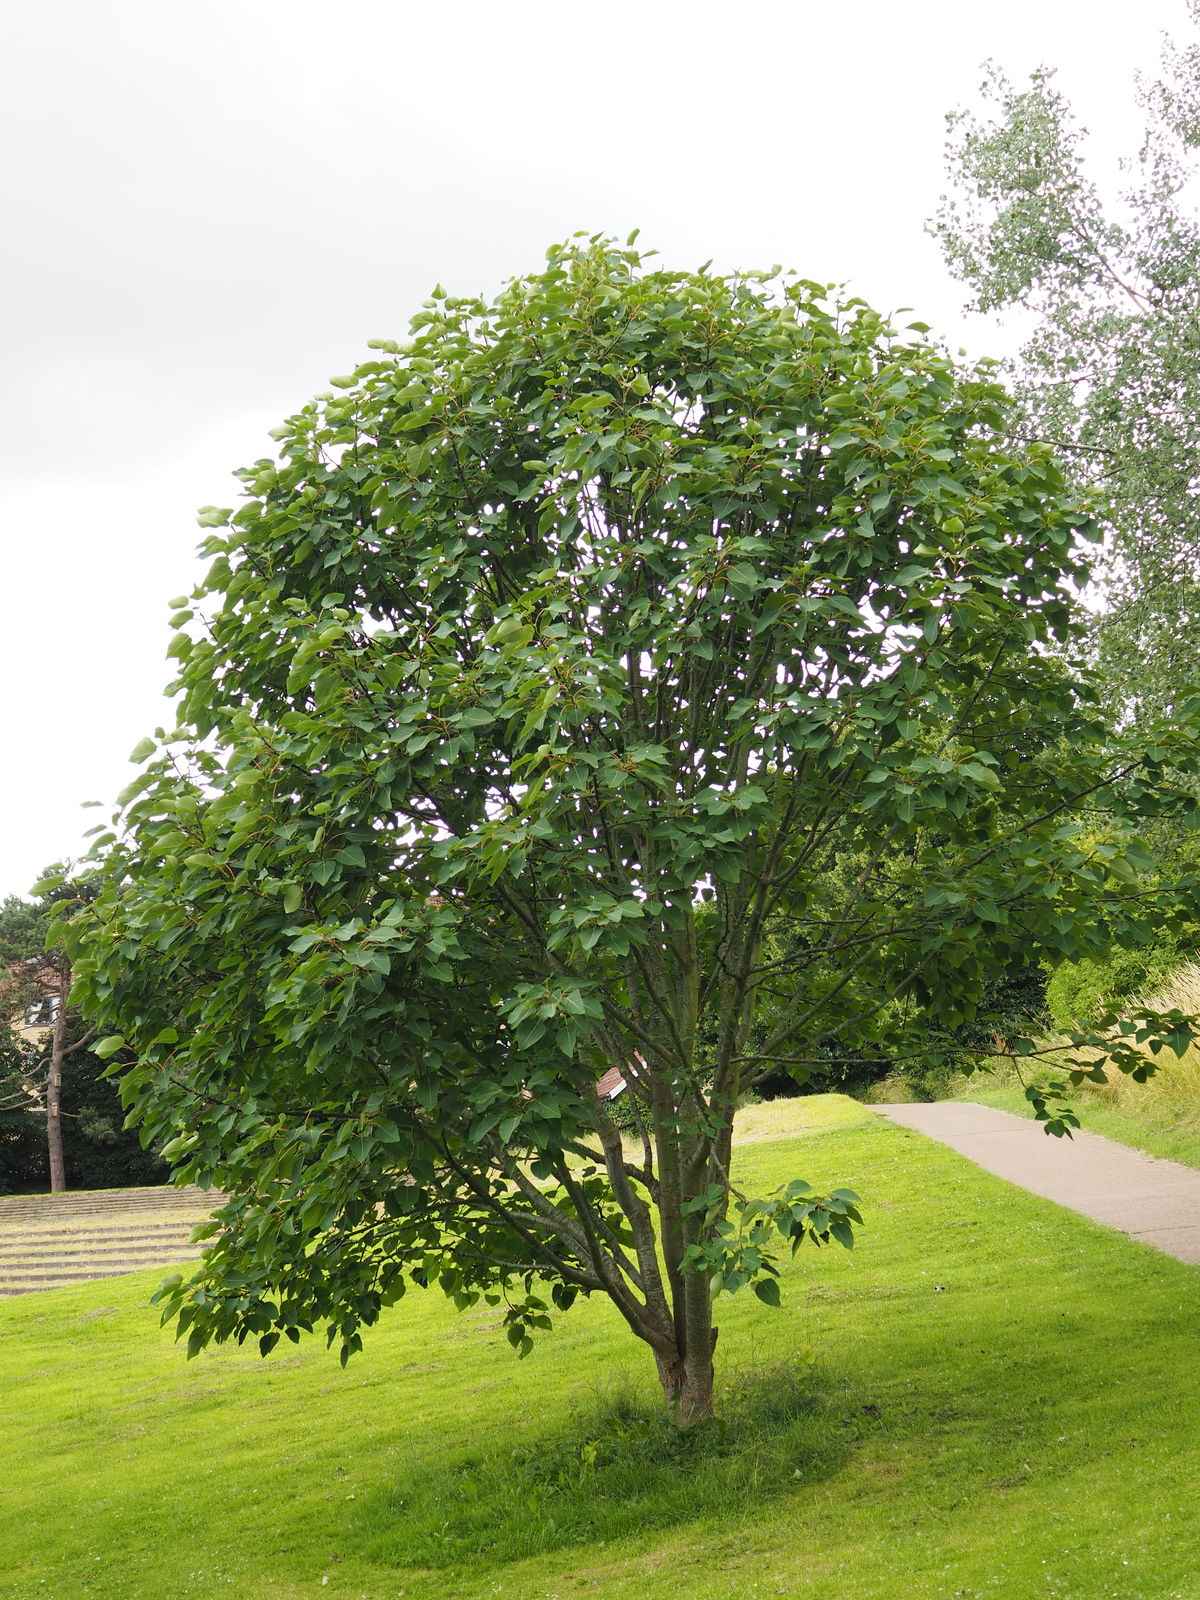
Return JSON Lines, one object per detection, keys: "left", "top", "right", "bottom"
{"left": 363, "top": 1360, "right": 855, "bottom": 1571}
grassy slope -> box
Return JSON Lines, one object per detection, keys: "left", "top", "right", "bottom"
{"left": 957, "top": 1079, "right": 1200, "bottom": 1171}
{"left": 4, "top": 1095, "right": 1200, "bottom": 1600}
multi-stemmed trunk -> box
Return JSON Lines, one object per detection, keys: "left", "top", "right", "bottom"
{"left": 654, "top": 1316, "right": 717, "bottom": 1427}
{"left": 602, "top": 919, "right": 753, "bottom": 1428}
{"left": 583, "top": 1071, "right": 728, "bottom": 1428}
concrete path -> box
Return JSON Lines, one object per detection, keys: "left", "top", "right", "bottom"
{"left": 875, "top": 1101, "right": 1200, "bottom": 1265}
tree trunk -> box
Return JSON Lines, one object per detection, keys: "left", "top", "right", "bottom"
{"left": 655, "top": 1343, "right": 716, "bottom": 1427}
{"left": 654, "top": 1290, "right": 718, "bottom": 1427}
{"left": 46, "top": 972, "right": 68, "bottom": 1194}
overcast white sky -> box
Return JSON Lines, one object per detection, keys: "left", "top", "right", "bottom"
{"left": 0, "top": 0, "right": 1190, "bottom": 897}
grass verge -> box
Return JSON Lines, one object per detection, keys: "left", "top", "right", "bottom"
{"left": 950, "top": 959, "right": 1200, "bottom": 1169}
{"left": 954, "top": 1074, "right": 1200, "bottom": 1171}
{"left": 3, "top": 1093, "right": 1200, "bottom": 1599}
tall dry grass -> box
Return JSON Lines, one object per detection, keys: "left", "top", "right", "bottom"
{"left": 1081, "top": 960, "right": 1200, "bottom": 1124}
{"left": 963, "top": 961, "right": 1200, "bottom": 1131}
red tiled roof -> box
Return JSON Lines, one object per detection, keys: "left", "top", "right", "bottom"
{"left": 595, "top": 1066, "right": 627, "bottom": 1100}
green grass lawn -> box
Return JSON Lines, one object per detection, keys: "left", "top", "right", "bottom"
{"left": 4, "top": 1094, "right": 1200, "bottom": 1600}
{"left": 955, "top": 1076, "right": 1200, "bottom": 1171}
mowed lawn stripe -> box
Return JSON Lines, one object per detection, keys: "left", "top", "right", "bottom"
{"left": 2, "top": 1095, "right": 1197, "bottom": 1600}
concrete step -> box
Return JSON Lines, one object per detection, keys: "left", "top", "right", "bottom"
{"left": 0, "top": 1243, "right": 203, "bottom": 1263}
{"left": 0, "top": 1187, "right": 221, "bottom": 1220}
{"left": 0, "top": 1203, "right": 216, "bottom": 1209}
{"left": 0, "top": 1184, "right": 211, "bottom": 1201}
{"left": 0, "top": 1261, "right": 197, "bottom": 1279}
{"left": 0, "top": 1262, "right": 202, "bottom": 1282}
{"left": 0, "top": 1222, "right": 209, "bottom": 1238}
{"left": 0, "top": 1264, "right": 192, "bottom": 1290}
{"left": 0, "top": 1241, "right": 199, "bottom": 1260}
{"left": 0, "top": 1210, "right": 213, "bottom": 1228}
{"left": 0, "top": 1225, "right": 206, "bottom": 1248}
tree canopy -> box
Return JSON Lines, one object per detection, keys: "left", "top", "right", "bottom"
{"left": 61, "top": 237, "right": 1200, "bottom": 1422}
{"left": 933, "top": 7, "right": 1200, "bottom": 715}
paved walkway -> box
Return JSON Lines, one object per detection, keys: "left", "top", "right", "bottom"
{"left": 875, "top": 1101, "right": 1200, "bottom": 1265}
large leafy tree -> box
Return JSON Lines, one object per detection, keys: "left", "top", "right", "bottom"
{"left": 62, "top": 239, "right": 1200, "bottom": 1423}
{"left": 932, "top": 6, "right": 1200, "bottom": 715}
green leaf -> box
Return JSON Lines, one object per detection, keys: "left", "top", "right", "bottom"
{"left": 753, "top": 1277, "right": 781, "bottom": 1307}
{"left": 727, "top": 562, "right": 760, "bottom": 590}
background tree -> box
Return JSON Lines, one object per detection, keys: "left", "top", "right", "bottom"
{"left": 64, "top": 239, "right": 1200, "bottom": 1424}
{"left": 932, "top": 5, "right": 1200, "bottom": 718}
{"left": 0, "top": 894, "right": 46, "bottom": 967}
{"left": 0, "top": 890, "right": 165, "bottom": 1193}
{"left": 0, "top": 891, "right": 74, "bottom": 1191}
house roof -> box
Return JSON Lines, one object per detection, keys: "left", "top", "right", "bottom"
{"left": 595, "top": 1066, "right": 627, "bottom": 1100}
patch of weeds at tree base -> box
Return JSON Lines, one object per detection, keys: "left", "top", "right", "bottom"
{"left": 365, "top": 1364, "right": 852, "bottom": 1569}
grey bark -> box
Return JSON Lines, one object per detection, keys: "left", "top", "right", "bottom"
{"left": 47, "top": 966, "right": 68, "bottom": 1194}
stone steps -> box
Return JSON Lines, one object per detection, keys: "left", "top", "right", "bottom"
{"left": 0, "top": 1241, "right": 202, "bottom": 1262}
{"left": 0, "top": 1224, "right": 202, "bottom": 1247}
{"left": 0, "top": 1196, "right": 214, "bottom": 1221}
{"left": 2, "top": 1253, "right": 204, "bottom": 1278}
{"left": 0, "top": 1185, "right": 222, "bottom": 1298}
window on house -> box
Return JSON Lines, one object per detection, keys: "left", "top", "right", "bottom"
{"left": 23, "top": 994, "right": 59, "bottom": 1028}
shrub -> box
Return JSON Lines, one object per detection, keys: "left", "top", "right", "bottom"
{"left": 1045, "top": 946, "right": 1182, "bottom": 1030}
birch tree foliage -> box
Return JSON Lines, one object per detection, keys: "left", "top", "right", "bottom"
{"left": 55, "top": 237, "right": 1200, "bottom": 1421}
{"left": 932, "top": 6, "right": 1200, "bottom": 713}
